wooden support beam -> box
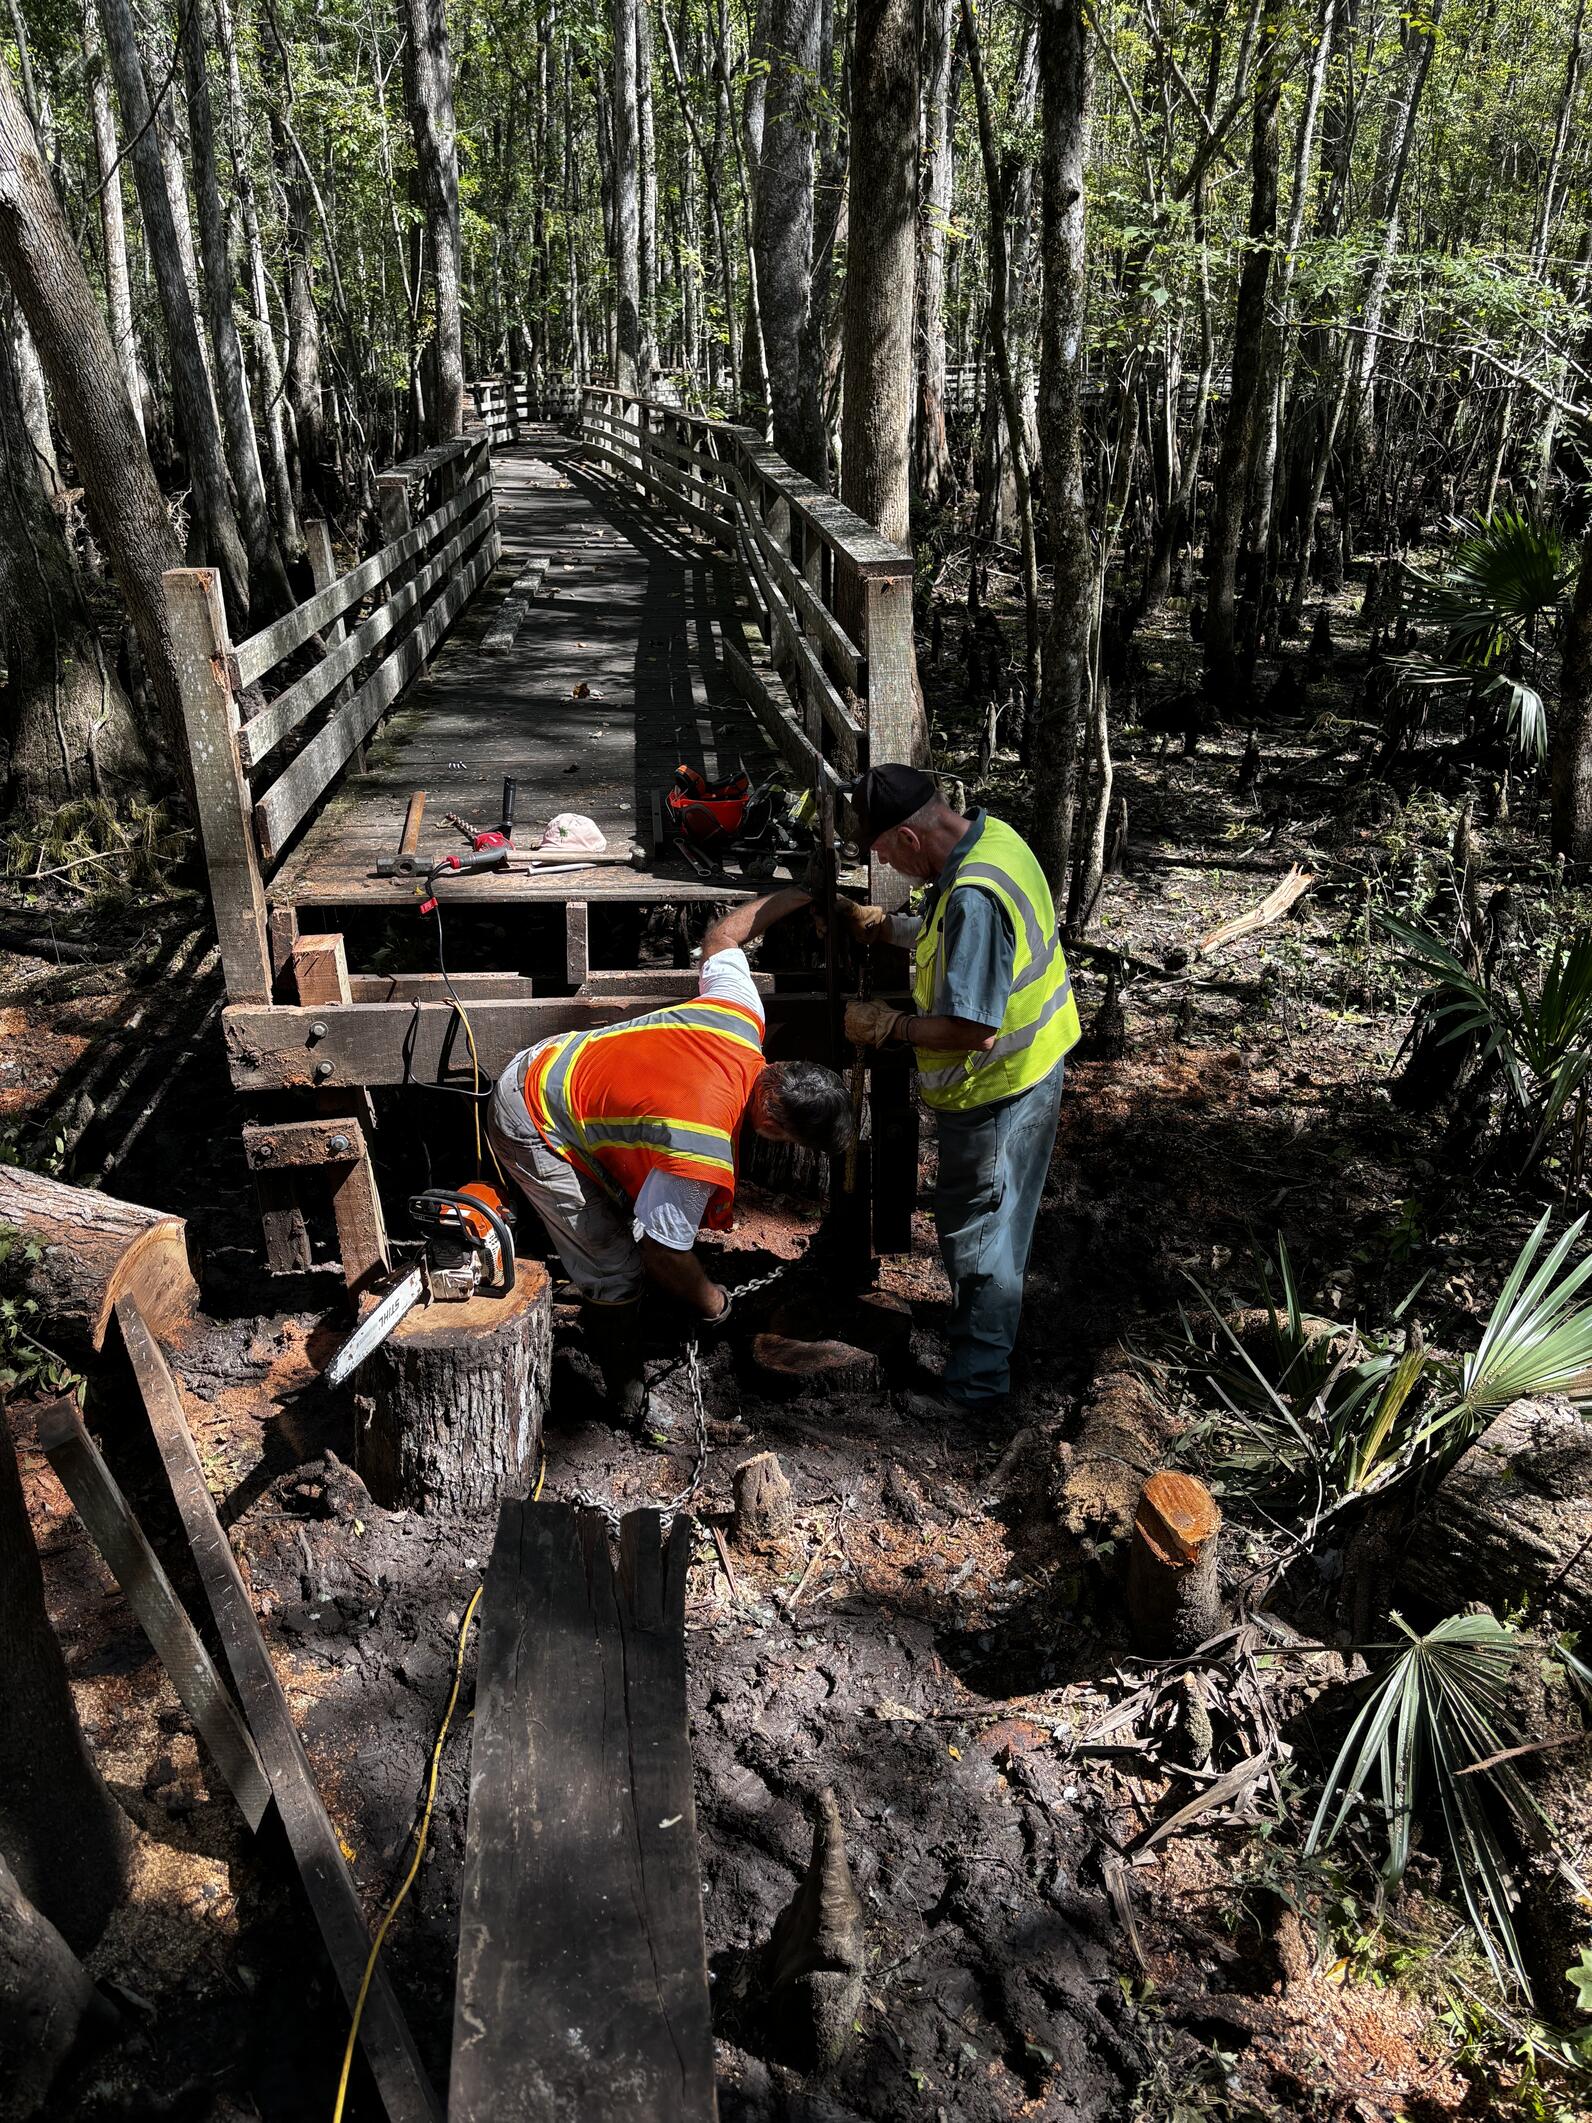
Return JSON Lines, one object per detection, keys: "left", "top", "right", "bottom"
{"left": 291, "top": 937, "right": 388, "bottom": 1292}
{"left": 117, "top": 1296, "right": 443, "bottom": 2123}
{"left": 242, "top": 1118, "right": 370, "bottom": 1171}
{"left": 164, "top": 567, "right": 272, "bottom": 1003}
{"left": 449, "top": 1504, "right": 714, "bottom": 2122}
{"left": 36, "top": 1396, "right": 271, "bottom": 1832}
{"left": 565, "top": 900, "right": 590, "bottom": 986}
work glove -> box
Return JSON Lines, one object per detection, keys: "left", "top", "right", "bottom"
{"left": 845, "top": 999, "right": 911, "bottom": 1047}
{"left": 838, "top": 900, "right": 892, "bottom": 941}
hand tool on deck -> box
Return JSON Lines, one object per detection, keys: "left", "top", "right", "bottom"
{"left": 375, "top": 790, "right": 428, "bottom": 876}
{"left": 324, "top": 1182, "right": 517, "bottom": 1386}
{"left": 419, "top": 777, "right": 518, "bottom": 909}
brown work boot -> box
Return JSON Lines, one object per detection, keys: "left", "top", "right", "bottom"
{"left": 585, "top": 1297, "right": 647, "bottom": 1425}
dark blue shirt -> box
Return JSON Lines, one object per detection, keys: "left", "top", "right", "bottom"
{"left": 926, "top": 814, "right": 1015, "bottom": 1030}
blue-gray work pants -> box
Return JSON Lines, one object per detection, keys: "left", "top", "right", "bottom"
{"left": 934, "top": 1061, "right": 1064, "bottom": 1407}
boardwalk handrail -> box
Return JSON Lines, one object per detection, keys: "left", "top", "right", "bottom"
{"left": 576, "top": 383, "right": 917, "bottom": 895}
{"left": 167, "top": 431, "right": 500, "bottom": 1004}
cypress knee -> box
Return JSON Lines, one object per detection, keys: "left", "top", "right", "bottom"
{"left": 1127, "top": 1471, "right": 1226, "bottom": 1656}
{"left": 359, "top": 1265, "right": 552, "bottom": 1513}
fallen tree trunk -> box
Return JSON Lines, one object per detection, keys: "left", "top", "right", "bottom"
{"left": 1398, "top": 1398, "right": 1592, "bottom": 1632}
{"left": 0, "top": 1165, "right": 196, "bottom": 1371}
{"left": 1054, "top": 1349, "right": 1174, "bottom": 1545}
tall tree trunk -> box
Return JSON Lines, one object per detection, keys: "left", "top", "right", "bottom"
{"left": 840, "top": 0, "right": 917, "bottom": 546}
{"left": 402, "top": 0, "right": 465, "bottom": 441}
{"left": 275, "top": 115, "right": 325, "bottom": 505}
{"left": 613, "top": 0, "right": 642, "bottom": 394}
{"left": 659, "top": 0, "right": 741, "bottom": 403}
{"left": 755, "top": 0, "right": 825, "bottom": 479}
{"left": 97, "top": 0, "right": 251, "bottom": 619}
{"left": 0, "top": 54, "right": 187, "bottom": 773}
{"left": 215, "top": 0, "right": 303, "bottom": 560}
{"left": 1202, "top": 0, "right": 1281, "bottom": 696}
{"left": 0, "top": 309, "right": 148, "bottom": 815}
{"left": 1553, "top": 530, "right": 1592, "bottom": 861}
{"left": 179, "top": 0, "right": 289, "bottom": 613}
{"left": 915, "top": 0, "right": 955, "bottom": 503}
{"left": 82, "top": 0, "right": 145, "bottom": 438}
{"left": 0, "top": 1410, "right": 130, "bottom": 1954}
{"left": 1031, "top": 0, "right": 1091, "bottom": 895}
{"left": 637, "top": 0, "right": 658, "bottom": 390}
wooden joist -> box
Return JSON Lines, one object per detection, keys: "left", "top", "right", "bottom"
{"left": 116, "top": 1297, "right": 442, "bottom": 2123}
{"left": 449, "top": 1503, "right": 715, "bottom": 2123}
{"left": 35, "top": 1396, "right": 271, "bottom": 1832}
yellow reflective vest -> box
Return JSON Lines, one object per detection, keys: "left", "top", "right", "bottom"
{"left": 911, "top": 814, "right": 1080, "bottom": 1111}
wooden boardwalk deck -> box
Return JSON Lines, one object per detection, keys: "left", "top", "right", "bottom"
{"left": 274, "top": 434, "right": 785, "bottom": 910}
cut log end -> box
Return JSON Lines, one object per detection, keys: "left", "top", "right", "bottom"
{"left": 750, "top": 1332, "right": 880, "bottom": 1399}
{"left": 1127, "top": 1470, "right": 1226, "bottom": 1656}
{"left": 0, "top": 1164, "right": 197, "bottom": 1370}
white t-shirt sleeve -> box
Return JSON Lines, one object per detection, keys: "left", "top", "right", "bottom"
{"left": 633, "top": 1172, "right": 717, "bottom": 1250}
{"left": 697, "top": 944, "right": 766, "bottom": 1023}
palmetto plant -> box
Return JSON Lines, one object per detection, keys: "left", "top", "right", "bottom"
{"left": 1383, "top": 910, "right": 1592, "bottom": 1176}
{"left": 1304, "top": 1612, "right": 1561, "bottom": 1990}
{"left": 1390, "top": 510, "right": 1572, "bottom": 761}
{"left": 1171, "top": 1211, "right": 1592, "bottom": 1521}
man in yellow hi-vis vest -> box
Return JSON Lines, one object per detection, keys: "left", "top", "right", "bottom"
{"left": 841, "top": 766, "right": 1080, "bottom": 1412}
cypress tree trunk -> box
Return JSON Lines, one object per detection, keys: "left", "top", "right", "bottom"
{"left": 81, "top": 0, "right": 145, "bottom": 438}
{"left": 0, "top": 311, "right": 148, "bottom": 815}
{"left": 915, "top": 0, "right": 956, "bottom": 504}
{"left": 0, "top": 54, "right": 186, "bottom": 772}
{"left": 636, "top": 0, "right": 657, "bottom": 391}
{"left": 179, "top": 0, "right": 290, "bottom": 613}
{"left": 0, "top": 1411, "right": 130, "bottom": 1954}
{"left": 1031, "top": 0, "right": 1091, "bottom": 893}
{"left": 402, "top": 0, "right": 465, "bottom": 440}
{"left": 840, "top": 0, "right": 917, "bottom": 546}
{"left": 612, "top": 0, "right": 642, "bottom": 394}
{"left": 1553, "top": 530, "right": 1592, "bottom": 861}
{"left": 754, "top": 0, "right": 825, "bottom": 480}
{"left": 97, "top": 0, "right": 252, "bottom": 621}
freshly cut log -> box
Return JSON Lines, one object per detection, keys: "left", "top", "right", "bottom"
{"left": 359, "top": 1264, "right": 552, "bottom": 1512}
{"left": 0, "top": 1850, "right": 118, "bottom": 2119}
{"left": 1398, "top": 1397, "right": 1592, "bottom": 1631}
{"left": 0, "top": 1163, "right": 196, "bottom": 1369}
{"left": 1055, "top": 1350, "right": 1173, "bottom": 1544}
{"left": 1126, "top": 1472, "right": 1226, "bottom": 1656}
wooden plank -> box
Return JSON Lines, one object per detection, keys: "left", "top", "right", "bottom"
{"left": 116, "top": 1297, "right": 443, "bottom": 2123}
{"left": 344, "top": 970, "right": 781, "bottom": 1002}
{"left": 165, "top": 568, "right": 273, "bottom": 1005}
{"left": 242, "top": 1117, "right": 366, "bottom": 1171}
{"left": 721, "top": 638, "right": 848, "bottom": 797}
{"left": 565, "top": 900, "right": 589, "bottom": 985}
{"left": 735, "top": 511, "right": 862, "bottom": 770}
{"left": 223, "top": 994, "right": 833, "bottom": 1089}
{"left": 729, "top": 474, "right": 864, "bottom": 689}
{"left": 35, "top": 1396, "right": 272, "bottom": 1833}
{"left": 291, "top": 936, "right": 388, "bottom": 1291}
{"left": 449, "top": 1504, "right": 714, "bottom": 2123}
{"left": 481, "top": 560, "right": 548, "bottom": 655}
{"left": 241, "top": 481, "right": 494, "bottom": 773}
{"left": 253, "top": 1167, "right": 313, "bottom": 1271}
{"left": 580, "top": 438, "right": 732, "bottom": 543}
{"left": 253, "top": 520, "right": 495, "bottom": 861}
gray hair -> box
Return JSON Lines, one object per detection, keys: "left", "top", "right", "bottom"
{"left": 762, "top": 1060, "right": 853, "bottom": 1156}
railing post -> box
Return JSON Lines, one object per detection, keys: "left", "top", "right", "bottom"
{"left": 852, "top": 562, "right": 918, "bottom": 911}
{"left": 164, "top": 567, "right": 273, "bottom": 1002}
{"left": 502, "top": 369, "right": 521, "bottom": 444}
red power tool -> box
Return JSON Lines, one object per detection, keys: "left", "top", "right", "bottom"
{"left": 419, "top": 777, "right": 518, "bottom": 911}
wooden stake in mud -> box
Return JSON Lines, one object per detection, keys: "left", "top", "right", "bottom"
{"left": 732, "top": 1451, "right": 793, "bottom": 1545}
{"left": 1126, "top": 1471, "right": 1226, "bottom": 1656}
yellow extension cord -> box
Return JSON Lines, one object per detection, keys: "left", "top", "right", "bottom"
{"left": 331, "top": 1452, "right": 544, "bottom": 2122}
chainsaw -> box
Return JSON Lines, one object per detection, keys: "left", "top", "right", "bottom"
{"left": 324, "top": 1182, "right": 517, "bottom": 1387}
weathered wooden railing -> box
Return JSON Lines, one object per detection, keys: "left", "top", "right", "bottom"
{"left": 169, "top": 432, "right": 499, "bottom": 1011}
{"left": 470, "top": 372, "right": 583, "bottom": 441}
{"left": 576, "top": 383, "right": 917, "bottom": 903}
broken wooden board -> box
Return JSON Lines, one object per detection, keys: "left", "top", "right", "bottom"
{"left": 481, "top": 559, "right": 548, "bottom": 653}
{"left": 115, "top": 1295, "right": 442, "bottom": 2123}
{"left": 36, "top": 1396, "right": 271, "bottom": 1832}
{"left": 449, "top": 1503, "right": 714, "bottom": 2122}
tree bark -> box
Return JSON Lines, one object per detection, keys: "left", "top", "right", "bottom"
{"left": 0, "top": 57, "right": 188, "bottom": 771}
{"left": 0, "top": 309, "right": 147, "bottom": 815}
{"left": 275, "top": 116, "right": 325, "bottom": 503}
{"left": 0, "top": 1162, "right": 197, "bottom": 1371}
{"left": 754, "top": 0, "right": 826, "bottom": 480}
{"left": 1031, "top": 0, "right": 1091, "bottom": 894}
{"left": 81, "top": 0, "right": 145, "bottom": 438}
{"left": 612, "top": 0, "right": 642, "bottom": 396}
{"left": 97, "top": 0, "right": 252, "bottom": 620}
{"left": 0, "top": 1848, "right": 117, "bottom": 2118}
{"left": 840, "top": 0, "right": 918, "bottom": 546}
{"left": 179, "top": 0, "right": 289, "bottom": 613}
{"left": 1202, "top": 0, "right": 1281, "bottom": 696}
{"left": 915, "top": 0, "right": 955, "bottom": 504}
{"left": 1554, "top": 529, "right": 1592, "bottom": 861}
{"left": 401, "top": 0, "right": 466, "bottom": 441}
{"left": 636, "top": 0, "right": 658, "bottom": 390}
{"left": 0, "top": 1408, "right": 129, "bottom": 1954}
{"left": 359, "top": 1266, "right": 552, "bottom": 1513}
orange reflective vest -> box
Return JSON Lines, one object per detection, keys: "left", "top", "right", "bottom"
{"left": 523, "top": 998, "right": 766, "bottom": 1229}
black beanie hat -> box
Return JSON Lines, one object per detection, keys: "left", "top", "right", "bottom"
{"left": 848, "top": 764, "right": 939, "bottom": 847}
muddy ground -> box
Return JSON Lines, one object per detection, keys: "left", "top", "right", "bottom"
{"left": 6, "top": 556, "right": 1585, "bottom": 2120}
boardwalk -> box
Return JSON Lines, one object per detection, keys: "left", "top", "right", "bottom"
{"left": 275, "top": 434, "right": 785, "bottom": 910}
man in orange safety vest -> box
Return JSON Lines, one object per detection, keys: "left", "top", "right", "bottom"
{"left": 489, "top": 884, "right": 850, "bottom": 1415}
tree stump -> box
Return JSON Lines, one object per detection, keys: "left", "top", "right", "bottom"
{"left": 749, "top": 1332, "right": 879, "bottom": 1399}
{"left": 359, "top": 1264, "right": 551, "bottom": 1513}
{"left": 1126, "top": 1471, "right": 1225, "bottom": 1656}
{"left": 733, "top": 1452, "right": 793, "bottom": 1546}
{"left": 762, "top": 1785, "right": 865, "bottom": 2074}
{"left": 0, "top": 1849, "right": 118, "bottom": 2117}
{"left": 0, "top": 1163, "right": 195, "bottom": 1371}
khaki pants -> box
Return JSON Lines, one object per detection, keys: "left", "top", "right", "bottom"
{"left": 487, "top": 1046, "right": 643, "bottom": 1303}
